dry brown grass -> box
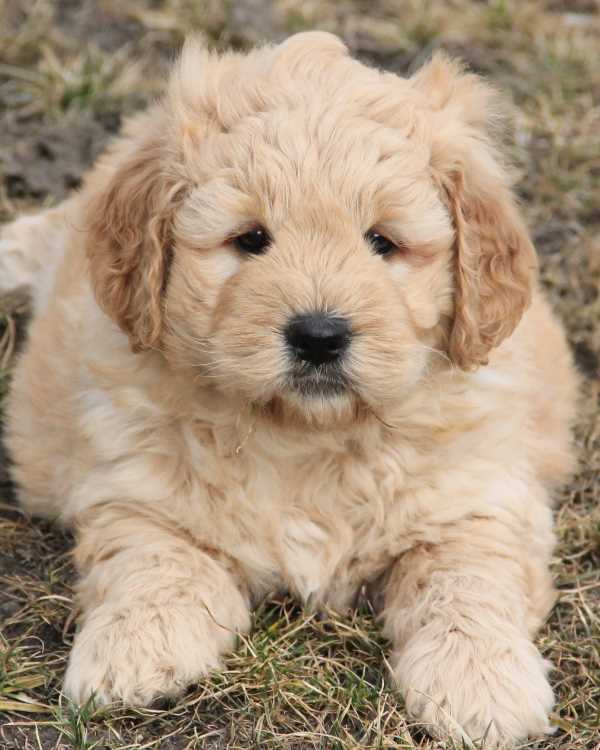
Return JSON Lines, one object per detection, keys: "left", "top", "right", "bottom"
{"left": 1, "top": 1, "right": 599, "bottom": 748}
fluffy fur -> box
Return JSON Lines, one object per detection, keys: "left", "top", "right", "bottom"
{"left": 0, "top": 33, "right": 578, "bottom": 746}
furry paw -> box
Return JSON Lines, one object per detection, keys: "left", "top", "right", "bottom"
{"left": 64, "top": 601, "right": 242, "bottom": 706}
{"left": 393, "top": 629, "right": 555, "bottom": 747}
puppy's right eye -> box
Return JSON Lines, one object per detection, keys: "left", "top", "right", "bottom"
{"left": 365, "top": 229, "right": 397, "bottom": 257}
{"left": 232, "top": 226, "right": 272, "bottom": 255}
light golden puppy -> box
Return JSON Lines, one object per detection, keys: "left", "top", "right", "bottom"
{"left": 0, "top": 32, "right": 578, "bottom": 746}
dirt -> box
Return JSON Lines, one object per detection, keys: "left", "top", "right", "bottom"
{"left": 1, "top": 116, "right": 115, "bottom": 203}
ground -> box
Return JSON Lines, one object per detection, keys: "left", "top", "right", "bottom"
{"left": 0, "top": 1, "right": 599, "bottom": 748}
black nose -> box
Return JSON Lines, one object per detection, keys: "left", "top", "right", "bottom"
{"left": 285, "top": 314, "right": 351, "bottom": 367}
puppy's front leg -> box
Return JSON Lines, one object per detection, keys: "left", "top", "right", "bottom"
{"left": 64, "top": 504, "right": 250, "bottom": 706}
{"left": 382, "top": 515, "right": 555, "bottom": 747}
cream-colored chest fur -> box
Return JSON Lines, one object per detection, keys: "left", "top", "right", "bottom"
{"left": 166, "top": 412, "right": 407, "bottom": 608}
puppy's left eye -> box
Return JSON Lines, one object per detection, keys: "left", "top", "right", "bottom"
{"left": 365, "top": 229, "right": 397, "bottom": 257}
{"left": 232, "top": 226, "right": 272, "bottom": 255}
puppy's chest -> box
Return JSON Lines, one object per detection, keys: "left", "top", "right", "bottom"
{"left": 244, "top": 442, "right": 410, "bottom": 607}
{"left": 187, "top": 421, "right": 419, "bottom": 606}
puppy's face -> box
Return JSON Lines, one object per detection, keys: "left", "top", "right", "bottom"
{"left": 86, "top": 33, "right": 537, "bottom": 426}
{"left": 165, "top": 102, "right": 454, "bottom": 422}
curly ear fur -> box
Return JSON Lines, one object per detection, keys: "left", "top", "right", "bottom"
{"left": 413, "top": 54, "right": 538, "bottom": 370}
{"left": 444, "top": 168, "right": 537, "bottom": 370}
{"left": 84, "top": 117, "right": 187, "bottom": 352}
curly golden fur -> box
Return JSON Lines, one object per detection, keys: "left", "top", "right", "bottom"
{"left": 0, "top": 33, "right": 578, "bottom": 746}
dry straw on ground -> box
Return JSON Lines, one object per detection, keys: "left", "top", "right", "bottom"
{"left": 1, "top": 1, "right": 599, "bottom": 748}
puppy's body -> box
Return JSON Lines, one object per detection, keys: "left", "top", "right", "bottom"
{"left": 1, "top": 33, "right": 577, "bottom": 746}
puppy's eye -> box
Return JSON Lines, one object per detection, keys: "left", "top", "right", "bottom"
{"left": 365, "top": 229, "right": 397, "bottom": 257}
{"left": 232, "top": 226, "right": 271, "bottom": 255}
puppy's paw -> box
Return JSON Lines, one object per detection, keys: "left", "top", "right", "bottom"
{"left": 64, "top": 602, "right": 237, "bottom": 706}
{"left": 393, "top": 629, "right": 555, "bottom": 747}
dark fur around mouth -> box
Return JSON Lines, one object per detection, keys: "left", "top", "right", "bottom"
{"left": 287, "top": 365, "right": 349, "bottom": 397}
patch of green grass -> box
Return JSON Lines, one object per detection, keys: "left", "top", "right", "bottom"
{"left": 285, "top": 9, "right": 316, "bottom": 35}
{"left": 0, "top": 46, "right": 142, "bottom": 119}
{"left": 0, "top": 633, "right": 50, "bottom": 714}
{"left": 485, "top": 0, "right": 514, "bottom": 32}
{"left": 404, "top": 17, "right": 439, "bottom": 49}
{"left": 54, "top": 696, "right": 101, "bottom": 750}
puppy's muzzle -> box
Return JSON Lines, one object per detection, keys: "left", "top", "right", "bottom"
{"left": 285, "top": 313, "right": 350, "bottom": 367}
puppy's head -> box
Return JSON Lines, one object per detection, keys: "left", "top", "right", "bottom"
{"left": 85, "top": 33, "right": 536, "bottom": 425}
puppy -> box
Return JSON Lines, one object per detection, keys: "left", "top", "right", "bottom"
{"left": 0, "top": 32, "right": 578, "bottom": 746}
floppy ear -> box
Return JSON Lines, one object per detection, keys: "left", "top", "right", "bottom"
{"left": 412, "top": 54, "right": 537, "bottom": 370}
{"left": 84, "top": 112, "right": 188, "bottom": 353}
{"left": 85, "top": 37, "right": 259, "bottom": 353}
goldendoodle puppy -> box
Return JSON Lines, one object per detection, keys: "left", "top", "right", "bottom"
{"left": 0, "top": 32, "right": 578, "bottom": 746}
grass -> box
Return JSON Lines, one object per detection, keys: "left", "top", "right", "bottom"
{"left": 1, "top": 1, "right": 599, "bottom": 748}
